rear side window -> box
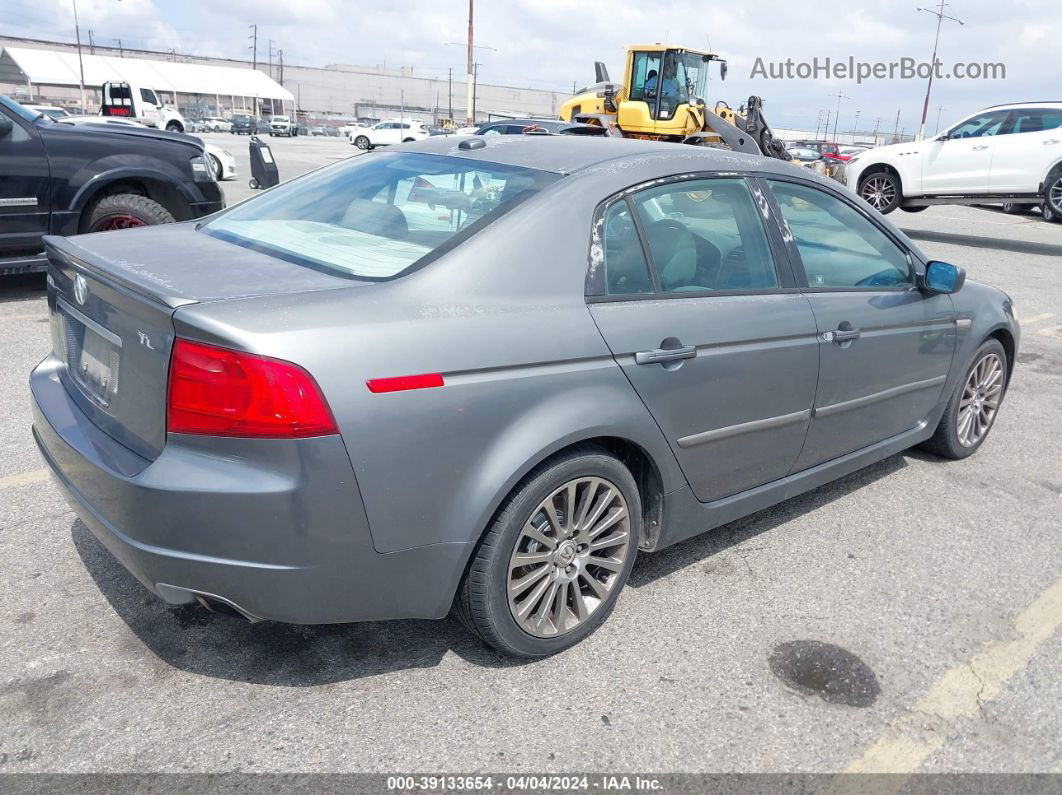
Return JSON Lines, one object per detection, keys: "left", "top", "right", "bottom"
{"left": 630, "top": 178, "right": 778, "bottom": 292}
{"left": 768, "top": 180, "right": 911, "bottom": 289}
{"left": 204, "top": 152, "right": 558, "bottom": 280}
{"left": 1008, "top": 109, "right": 1062, "bottom": 134}
{"left": 602, "top": 202, "right": 652, "bottom": 295}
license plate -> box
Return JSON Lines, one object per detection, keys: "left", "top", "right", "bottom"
{"left": 58, "top": 298, "right": 122, "bottom": 408}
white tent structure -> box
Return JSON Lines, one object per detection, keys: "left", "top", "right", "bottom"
{"left": 0, "top": 46, "right": 293, "bottom": 113}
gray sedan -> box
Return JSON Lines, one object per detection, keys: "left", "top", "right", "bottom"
{"left": 30, "top": 136, "right": 1019, "bottom": 658}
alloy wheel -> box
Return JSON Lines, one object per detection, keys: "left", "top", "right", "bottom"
{"left": 93, "top": 214, "right": 147, "bottom": 231}
{"left": 957, "top": 353, "right": 1004, "bottom": 447}
{"left": 1049, "top": 179, "right": 1062, "bottom": 215}
{"left": 860, "top": 175, "right": 896, "bottom": 211}
{"left": 507, "top": 477, "right": 632, "bottom": 638}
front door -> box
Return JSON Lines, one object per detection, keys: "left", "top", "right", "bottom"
{"left": 919, "top": 109, "right": 1009, "bottom": 194}
{"left": 0, "top": 98, "right": 51, "bottom": 259}
{"left": 765, "top": 178, "right": 956, "bottom": 471}
{"left": 587, "top": 176, "right": 819, "bottom": 502}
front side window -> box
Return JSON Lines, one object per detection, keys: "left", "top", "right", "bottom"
{"left": 140, "top": 88, "right": 158, "bottom": 105}
{"left": 631, "top": 178, "right": 778, "bottom": 292}
{"left": 947, "top": 110, "right": 1010, "bottom": 139}
{"left": 768, "top": 180, "right": 911, "bottom": 289}
{"left": 204, "top": 152, "right": 558, "bottom": 280}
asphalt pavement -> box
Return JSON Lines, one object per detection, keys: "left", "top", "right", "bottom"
{"left": 1, "top": 135, "right": 1060, "bottom": 775}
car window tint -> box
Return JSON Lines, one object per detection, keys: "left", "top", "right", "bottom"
{"left": 948, "top": 110, "right": 1009, "bottom": 138}
{"left": 205, "top": 152, "right": 558, "bottom": 280}
{"left": 629, "top": 178, "right": 778, "bottom": 292}
{"left": 602, "top": 201, "right": 652, "bottom": 296}
{"left": 768, "top": 180, "right": 911, "bottom": 289}
{"left": 1009, "top": 109, "right": 1062, "bottom": 134}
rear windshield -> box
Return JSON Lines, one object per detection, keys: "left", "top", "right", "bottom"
{"left": 203, "top": 152, "right": 558, "bottom": 280}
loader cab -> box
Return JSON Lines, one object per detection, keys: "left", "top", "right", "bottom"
{"left": 618, "top": 46, "right": 718, "bottom": 136}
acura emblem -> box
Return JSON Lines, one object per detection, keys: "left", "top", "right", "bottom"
{"left": 74, "top": 274, "right": 88, "bottom": 306}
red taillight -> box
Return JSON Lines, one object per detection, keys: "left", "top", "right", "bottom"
{"left": 168, "top": 339, "right": 338, "bottom": 438}
{"left": 366, "top": 373, "right": 444, "bottom": 393}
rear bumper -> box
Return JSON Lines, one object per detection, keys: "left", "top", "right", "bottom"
{"left": 30, "top": 355, "right": 471, "bottom": 624}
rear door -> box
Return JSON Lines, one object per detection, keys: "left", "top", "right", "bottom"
{"left": 588, "top": 176, "right": 820, "bottom": 502}
{"left": 920, "top": 110, "right": 1009, "bottom": 194}
{"left": 764, "top": 178, "right": 956, "bottom": 471}
{"left": 0, "top": 98, "right": 51, "bottom": 261}
{"left": 989, "top": 107, "right": 1062, "bottom": 193}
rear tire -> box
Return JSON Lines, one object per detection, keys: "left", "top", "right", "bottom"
{"left": 85, "top": 193, "right": 174, "bottom": 232}
{"left": 209, "top": 154, "right": 223, "bottom": 180}
{"left": 454, "top": 447, "right": 641, "bottom": 658}
{"left": 858, "top": 170, "right": 902, "bottom": 214}
{"left": 920, "top": 339, "right": 1008, "bottom": 460}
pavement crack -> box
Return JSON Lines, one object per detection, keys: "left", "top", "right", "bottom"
{"left": 968, "top": 662, "right": 993, "bottom": 723}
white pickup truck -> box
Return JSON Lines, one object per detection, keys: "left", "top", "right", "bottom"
{"left": 100, "top": 82, "right": 188, "bottom": 133}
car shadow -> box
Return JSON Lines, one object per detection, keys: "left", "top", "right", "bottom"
{"left": 72, "top": 452, "right": 911, "bottom": 685}
{"left": 0, "top": 272, "right": 47, "bottom": 304}
{"left": 900, "top": 228, "right": 1062, "bottom": 258}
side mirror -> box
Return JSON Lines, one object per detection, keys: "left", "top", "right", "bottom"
{"left": 719, "top": 60, "right": 728, "bottom": 81}
{"left": 924, "top": 260, "right": 966, "bottom": 294}
{"left": 936, "top": 133, "right": 950, "bottom": 141}
{"left": 0, "top": 117, "right": 12, "bottom": 137}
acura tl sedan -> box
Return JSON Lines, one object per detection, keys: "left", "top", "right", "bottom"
{"left": 30, "top": 136, "right": 1019, "bottom": 658}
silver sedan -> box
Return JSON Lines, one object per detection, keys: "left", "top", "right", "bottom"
{"left": 31, "top": 136, "right": 1019, "bottom": 657}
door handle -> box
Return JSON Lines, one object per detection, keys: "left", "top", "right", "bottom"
{"left": 822, "top": 324, "right": 861, "bottom": 344}
{"left": 1045, "top": 139, "right": 1060, "bottom": 145}
{"left": 635, "top": 345, "right": 697, "bottom": 365}
{"left": 972, "top": 144, "right": 990, "bottom": 151}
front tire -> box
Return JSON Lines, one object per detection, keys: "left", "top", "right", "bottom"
{"left": 1042, "top": 170, "right": 1062, "bottom": 222}
{"left": 921, "top": 339, "right": 1008, "bottom": 460}
{"left": 165, "top": 121, "right": 183, "bottom": 133}
{"left": 209, "top": 154, "right": 223, "bottom": 180}
{"left": 858, "top": 170, "right": 902, "bottom": 214}
{"left": 354, "top": 135, "right": 370, "bottom": 150}
{"left": 454, "top": 448, "right": 641, "bottom": 658}
{"left": 84, "top": 193, "right": 174, "bottom": 232}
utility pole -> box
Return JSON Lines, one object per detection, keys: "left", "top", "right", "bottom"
{"left": 892, "top": 108, "right": 901, "bottom": 143}
{"left": 248, "top": 24, "right": 258, "bottom": 115}
{"left": 873, "top": 116, "right": 882, "bottom": 145}
{"left": 934, "top": 104, "right": 945, "bottom": 135}
{"left": 822, "top": 109, "right": 831, "bottom": 141}
{"left": 813, "top": 109, "right": 823, "bottom": 138}
{"left": 472, "top": 62, "right": 480, "bottom": 121}
{"left": 852, "top": 110, "right": 861, "bottom": 140}
{"left": 71, "top": 0, "right": 86, "bottom": 112}
{"left": 447, "top": 67, "right": 453, "bottom": 122}
{"left": 114, "top": 38, "right": 123, "bottom": 57}
{"left": 465, "top": 0, "right": 474, "bottom": 125}
{"left": 87, "top": 29, "right": 95, "bottom": 55}
{"left": 572, "top": 80, "right": 577, "bottom": 95}
{"left": 916, "top": 1, "right": 964, "bottom": 140}
{"left": 278, "top": 50, "right": 284, "bottom": 85}
{"left": 268, "top": 40, "right": 276, "bottom": 80}
{"left": 831, "top": 89, "right": 849, "bottom": 142}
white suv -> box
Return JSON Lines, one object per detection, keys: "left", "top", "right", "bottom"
{"left": 846, "top": 102, "right": 1062, "bottom": 222}
{"left": 350, "top": 120, "right": 430, "bottom": 150}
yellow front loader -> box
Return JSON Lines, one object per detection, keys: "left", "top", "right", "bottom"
{"left": 559, "top": 45, "right": 790, "bottom": 161}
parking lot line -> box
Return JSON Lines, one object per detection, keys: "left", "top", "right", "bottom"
{"left": 0, "top": 468, "right": 50, "bottom": 489}
{"left": 844, "top": 575, "right": 1062, "bottom": 775}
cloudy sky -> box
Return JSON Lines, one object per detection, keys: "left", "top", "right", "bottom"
{"left": 5, "top": 0, "right": 1056, "bottom": 133}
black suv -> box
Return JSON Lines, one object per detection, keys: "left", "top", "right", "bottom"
{"left": 0, "top": 95, "right": 224, "bottom": 275}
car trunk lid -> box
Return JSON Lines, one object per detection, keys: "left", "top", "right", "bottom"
{"left": 43, "top": 226, "right": 364, "bottom": 461}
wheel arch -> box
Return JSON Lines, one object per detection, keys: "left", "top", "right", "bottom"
{"left": 857, "top": 161, "right": 903, "bottom": 190}
{"left": 986, "top": 326, "right": 1017, "bottom": 386}
{"left": 75, "top": 176, "right": 193, "bottom": 231}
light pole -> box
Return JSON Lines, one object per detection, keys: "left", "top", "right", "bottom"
{"left": 934, "top": 104, "right": 945, "bottom": 135}
{"left": 445, "top": 39, "right": 496, "bottom": 125}
{"left": 71, "top": 0, "right": 87, "bottom": 111}
{"left": 831, "top": 89, "right": 849, "bottom": 142}
{"left": 851, "top": 110, "right": 861, "bottom": 141}
{"left": 916, "top": 1, "right": 964, "bottom": 141}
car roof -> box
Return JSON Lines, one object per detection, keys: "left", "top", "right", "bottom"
{"left": 393, "top": 134, "right": 800, "bottom": 176}
{"left": 982, "top": 101, "right": 1062, "bottom": 111}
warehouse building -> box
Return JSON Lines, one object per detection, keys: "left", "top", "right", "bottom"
{"left": 0, "top": 36, "right": 560, "bottom": 123}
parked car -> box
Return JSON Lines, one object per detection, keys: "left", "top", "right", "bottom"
{"left": 202, "top": 117, "right": 232, "bottom": 133}
{"left": 787, "top": 147, "right": 824, "bottom": 163}
{"left": 29, "top": 136, "right": 1018, "bottom": 656}
{"left": 99, "top": 81, "right": 187, "bottom": 132}
{"left": 349, "top": 119, "right": 430, "bottom": 149}
{"left": 230, "top": 113, "right": 266, "bottom": 135}
{"left": 23, "top": 104, "right": 71, "bottom": 120}
{"left": 476, "top": 118, "right": 608, "bottom": 137}
{"left": 310, "top": 125, "right": 327, "bottom": 136}
{"left": 0, "top": 94, "right": 223, "bottom": 275}
{"left": 270, "top": 115, "right": 295, "bottom": 137}
{"left": 847, "top": 102, "right": 1062, "bottom": 221}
